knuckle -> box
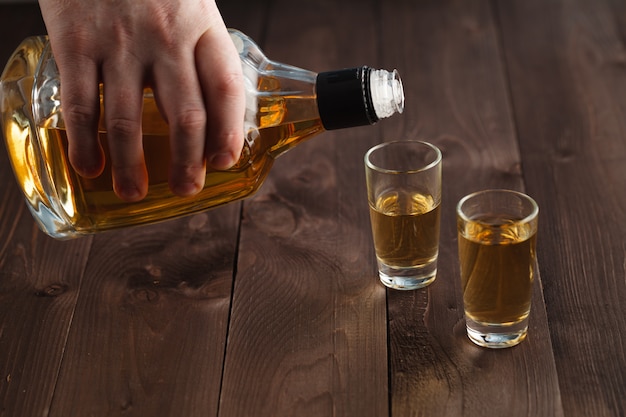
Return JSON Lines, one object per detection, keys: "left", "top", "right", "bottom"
{"left": 213, "top": 71, "right": 244, "bottom": 98}
{"left": 143, "top": 9, "right": 183, "bottom": 53}
{"left": 173, "top": 108, "right": 206, "bottom": 137}
{"left": 107, "top": 116, "right": 141, "bottom": 140}
{"left": 63, "top": 100, "right": 99, "bottom": 127}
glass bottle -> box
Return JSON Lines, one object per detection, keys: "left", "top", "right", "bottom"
{"left": 0, "top": 29, "right": 404, "bottom": 239}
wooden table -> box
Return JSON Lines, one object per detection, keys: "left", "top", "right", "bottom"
{"left": 1, "top": 1, "right": 625, "bottom": 416}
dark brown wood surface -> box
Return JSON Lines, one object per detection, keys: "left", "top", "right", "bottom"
{"left": 0, "top": 1, "right": 624, "bottom": 416}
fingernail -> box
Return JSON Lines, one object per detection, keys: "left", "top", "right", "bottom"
{"left": 115, "top": 184, "right": 144, "bottom": 202}
{"left": 73, "top": 159, "right": 104, "bottom": 179}
{"left": 208, "top": 152, "right": 236, "bottom": 170}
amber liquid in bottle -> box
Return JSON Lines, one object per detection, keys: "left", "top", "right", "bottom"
{"left": 34, "top": 91, "right": 323, "bottom": 232}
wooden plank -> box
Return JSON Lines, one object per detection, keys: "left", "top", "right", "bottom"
{"left": 496, "top": 0, "right": 626, "bottom": 415}
{"left": 380, "top": 0, "right": 563, "bottom": 415}
{"left": 0, "top": 165, "right": 90, "bottom": 417}
{"left": 0, "top": 6, "right": 92, "bottom": 417}
{"left": 46, "top": 209, "right": 239, "bottom": 417}
{"left": 218, "top": 0, "right": 390, "bottom": 416}
{"left": 0, "top": 213, "right": 90, "bottom": 417}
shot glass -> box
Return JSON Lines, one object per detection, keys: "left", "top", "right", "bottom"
{"left": 456, "top": 189, "right": 539, "bottom": 348}
{"left": 365, "top": 140, "right": 442, "bottom": 290}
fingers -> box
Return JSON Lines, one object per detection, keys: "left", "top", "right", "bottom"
{"left": 63, "top": 56, "right": 148, "bottom": 202}
{"left": 56, "top": 55, "right": 105, "bottom": 179}
{"left": 196, "top": 27, "right": 246, "bottom": 170}
{"left": 102, "top": 59, "right": 149, "bottom": 202}
{"left": 38, "top": 1, "right": 104, "bottom": 179}
{"left": 45, "top": 32, "right": 148, "bottom": 201}
{"left": 152, "top": 55, "right": 208, "bottom": 197}
{"left": 40, "top": 0, "right": 246, "bottom": 202}
{"left": 154, "top": 26, "right": 245, "bottom": 197}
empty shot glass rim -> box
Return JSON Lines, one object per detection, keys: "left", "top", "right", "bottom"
{"left": 364, "top": 140, "right": 442, "bottom": 174}
{"left": 456, "top": 189, "right": 539, "bottom": 225}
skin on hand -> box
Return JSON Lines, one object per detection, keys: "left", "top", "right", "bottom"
{"left": 38, "top": 0, "right": 245, "bottom": 202}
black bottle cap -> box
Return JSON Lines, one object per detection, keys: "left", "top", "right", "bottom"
{"left": 315, "top": 66, "right": 378, "bottom": 130}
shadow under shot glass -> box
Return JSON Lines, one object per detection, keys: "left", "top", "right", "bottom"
{"left": 456, "top": 189, "right": 539, "bottom": 348}
{"left": 365, "top": 141, "right": 442, "bottom": 290}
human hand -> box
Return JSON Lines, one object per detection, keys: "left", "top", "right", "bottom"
{"left": 38, "top": 0, "right": 245, "bottom": 201}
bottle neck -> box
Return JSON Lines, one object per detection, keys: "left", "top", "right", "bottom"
{"left": 315, "top": 66, "right": 404, "bottom": 131}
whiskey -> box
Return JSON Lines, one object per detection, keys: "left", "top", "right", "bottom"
{"left": 1, "top": 31, "right": 404, "bottom": 238}
{"left": 458, "top": 217, "right": 537, "bottom": 325}
{"left": 369, "top": 191, "right": 440, "bottom": 268}
{"left": 36, "top": 94, "right": 323, "bottom": 232}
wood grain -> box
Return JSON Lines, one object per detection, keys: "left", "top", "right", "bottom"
{"left": 0, "top": 1, "right": 624, "bottom": 416}
{"left": 381, "top": 0, "right": 563, "bottom": 416}
{"left": 0, "top": 186, "right": 91, "bottom": 417}
{"left": 497, "top": 0, "right": 626, "bottom": 415}
{"left": 46, "top": 209, "right": 239, "bottom": 417}
{"left": 219, "top": 1, "right": 389, "bottom": 416}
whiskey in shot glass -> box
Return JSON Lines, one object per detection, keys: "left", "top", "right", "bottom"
{"left": 365, "top": 141, "right": 442, "bottom": 290}
{"left": 456, "top": 189, "right": 539, "bottom": 348}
